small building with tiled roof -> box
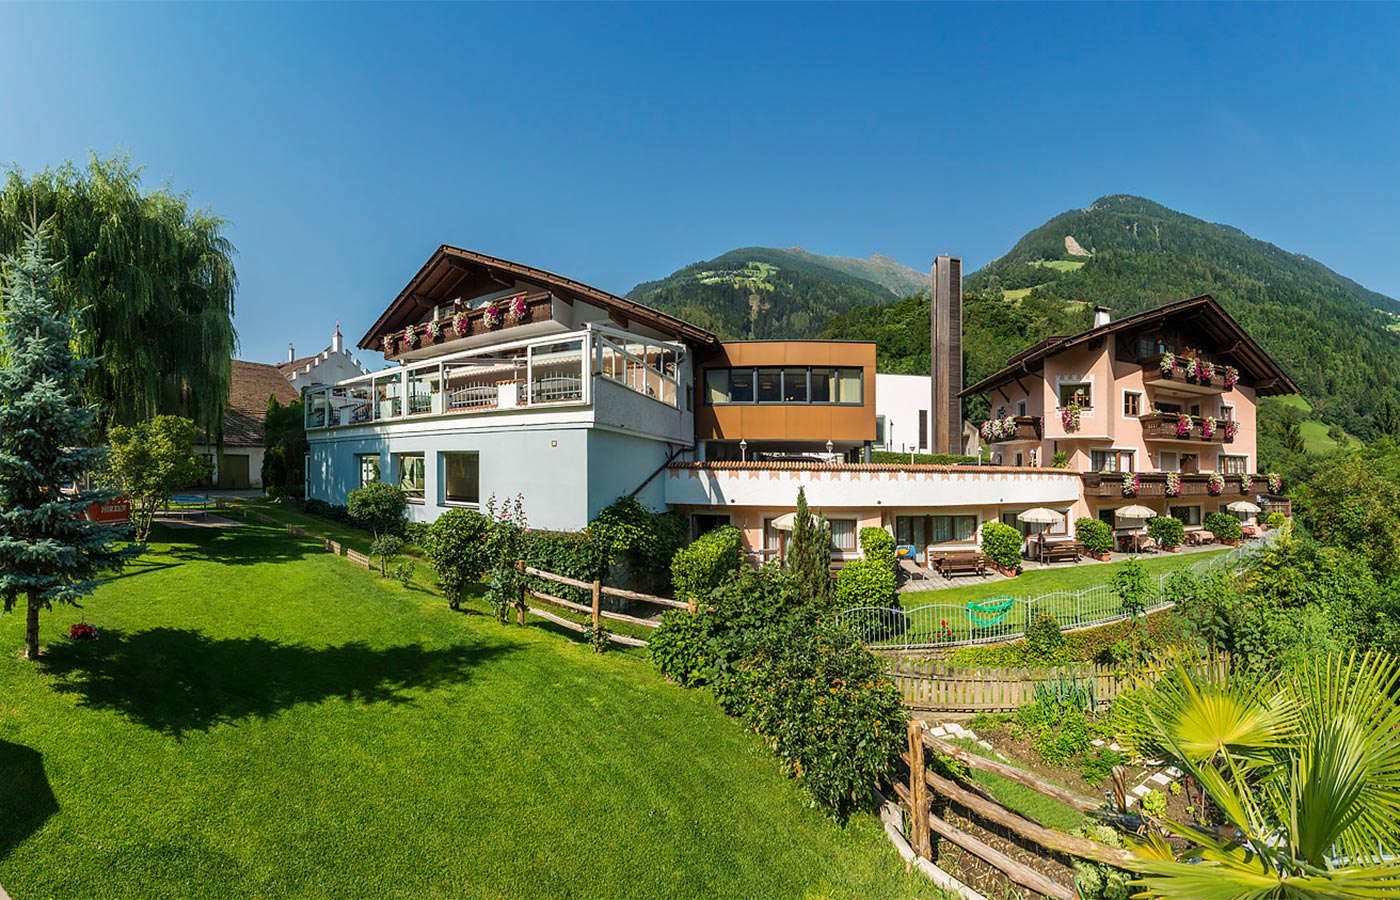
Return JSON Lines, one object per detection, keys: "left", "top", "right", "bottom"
{"left": 196, "top": 360, "right": 300, "bottom": 490}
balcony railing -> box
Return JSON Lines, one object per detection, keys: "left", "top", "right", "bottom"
{"left": 980, "top": 415, "right": 1042, "bottom": 443}
{"left": 1080, "top": 471, "right": 1266, "bottom": 499}
{"left": 379, "top": 292, "right": 555, "bottom": 360}
{"left": 1139, "top": 411, "right": 1236, "bottom": 443}
{"left": 1141, "top": 354, "right": 1237, "bottom": 394}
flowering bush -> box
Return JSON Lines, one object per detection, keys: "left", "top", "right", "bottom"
{"left": 1201, "top": 416, "right": 1216, "bottom": 439}
{"left": 1223, "top": 365, "right": 1239, "bottom": 390}
{"left": 426, "top": 320, "right": 442, "bottom": 342}
{"left": 402, "top": 325, "right": 419, "bottom": 349}
{"left": 507, "top": 293, "right": 530, "bottom": 324}
{"left": 1223, "top": 420, "right": 1238, "bottom": 441}
{"left": 1165, "top": 473, "right": 1182, "bottom": 497}
{"left": 1267, "top": 472, "right": 1283, "bottom": 494}
{"left": 1159, "top": 351, "right": 1176, "bottom": 377}
{"left": 1207, "top": 473, "right": 1225, "bottom": 496}
{"left": 484, "top": 301, "right": 504, "bottom": 329}
{"left": 68, "top": 622, "right": 99, "bottom": 641}
{"left": 452, "top": 311, "right": 470, "bottom": 336}
{"left": 1176, "top": 413, "right": 1193, "bottom": 438}
{"left": 1121, "top": 471, "right": 1140, "bottom": 497}
{"left": 1061, "top": 405, "right": 1081, "bottom": 432}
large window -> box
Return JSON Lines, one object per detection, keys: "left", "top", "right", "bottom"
{"left": 897, "top": 514, "right": 977, "bottom": 546}
{"left": 1169, "top": 505, "right": 1202, "bottom": 526}
{"left": 1059, "top": 382, "right": 1092, "bottom": 408}
{"left": 829, "top": 518, "right": 857, "bottom": 552}
{"left": 1218, "top": 455, "right": 1248, "bottom": 475}
{"left": 395, "top": 453, "right": 425, "bottom": 501}
{"left": 1091, "top": 449, "right": 1135, "bottom": 473}
{"left": 441, "top": 452, "right": 480, "bottom": 506}
{"left": 705, "top": 367, "right": 862, "bottom": 405}
{"left": 357, "top": 454, "right": 380, "bottom": 488}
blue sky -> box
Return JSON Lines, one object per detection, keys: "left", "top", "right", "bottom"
{"left": 2, "top": 2, "right": 1398, "bottom": 364}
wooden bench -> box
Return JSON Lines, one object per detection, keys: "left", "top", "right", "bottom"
{"left": 1042, "top": 541, "right": 1082, "bottom": 564}
{"left": 938, "top": 553, "right": 988, "bottom": 579}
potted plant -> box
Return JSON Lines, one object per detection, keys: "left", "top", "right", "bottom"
{"left": 1201, "top": 416, "right": 1217, "bottom": 440}
{"left": 506, "top": 293, "right": 530, "bottom": 325}
{"left": 1165, "top": 472, "right": 1182, "bottom": 497}
{"left": 1061, "top": 404, "right": 1081, "bottom": 432}
{"left": 1207, "top": 473, "right": 1225, "bottom": 496}
{"left": 484, "top": 301, "right": 504, "bottom": 329}
{"left": 1176, "top": 413, "right": 1193, "bottom": 438}
{"left": 1199, "top": 360, "right": 1215, "bottom": 384}
{"left": 1223, "top": 420, "right": 1238, "bottom": 441}
{"left": 381, "top": 334, "right": 397, "bottom": 355}
{"left": 68, "top": 622, "right": 99, "bottom": 641}
{"left": 402, "top": 325, "right": 419, "bottom": 349}
{"left": 1001, "top": 414, "right": 1017, "bottom": 436}
{"left": 1267, "top": 472, "right": 1283, "bottom": 494}
{"left": 1122, "top": 471, "right": 1140, "bottom": 497}
{"left": 981, "top": 420, "right": 995, "bottom": 442}
{"left": 1223, "top": 365, "right": 1239, "bottom": 391}
{"left": 425, "top": 320, "right": 443, "bottom": 344}
{"left": 452, "top": 311, "right": 471, "bottom": 337}
{"left": 1148, "top": 515, "right": 1185, "bottom": 552}
{"left": 1075, "top": 517, "right": 1114, "bottom": 561}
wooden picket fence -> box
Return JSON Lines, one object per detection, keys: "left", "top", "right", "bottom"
{"left": 520, "top": 564, "right": 695, "bottom": 649}
{"left": 882, "top": 659, "right": 1131, "bottom": 712}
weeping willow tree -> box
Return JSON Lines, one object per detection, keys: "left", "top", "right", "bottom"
{"left": 0, "top": 154, "right": 237, "bottom": 441}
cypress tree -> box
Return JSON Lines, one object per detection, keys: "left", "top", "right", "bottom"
{"left": 788, "top": 487, "right": 833, "bottom": 605}
{"left": 0, "top": 220, "right": 133, "bottom": 659}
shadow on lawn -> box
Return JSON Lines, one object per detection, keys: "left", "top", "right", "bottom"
{"left": 164, "top": 525, "right": 328, "bottom": 567}
{"left": 42, "top": 628, "right": 516, "bottom": 737}
{"left": 0, "top": 741, "right": 58, "bottom": 861}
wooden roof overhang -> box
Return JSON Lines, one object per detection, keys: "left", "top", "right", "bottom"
{"left": 960, "top": 294, "right": 1299, "bottom": 398}
{"left": 357, "top": 245, "right": 718, "bottom": 350}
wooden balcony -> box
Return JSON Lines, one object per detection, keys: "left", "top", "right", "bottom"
{"left": 382, "top": 292, "right": 554, "bottom": 360}
{"left": 1080, "top": 471, "right": 1266, "bottom": 499}
{"left": 1138, "top": 412, "right": 1236, "bottom": 444}
{"left": 1141, "top": 354, "right": 1234, "bottom": 395}
{"left": 983, "top": 415, "right": 1042, "bottom": 443}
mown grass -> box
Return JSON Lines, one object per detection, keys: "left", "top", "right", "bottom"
{"left": 941, "top": 737, "right": 1085, "bottom": 833}
{"left": 0, "top": 523, "right": 934, "bottom": 900}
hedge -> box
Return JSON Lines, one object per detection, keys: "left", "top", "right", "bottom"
{"left": 858, "top": 527, "right": 895, "bottom": 570}
{"left": 1147, "top": 515, "right": 1186, "bottom": 549}
{"left": 671, "top": 525, "right": 744, "bottom": 604}
{"left": 980, "top": 521, "right": 1023, "bottom": 569}
{"left": 1075, "top": 518, "right": 1113, "bottom": 555}
{"left": 423, "top": 508, "right": 493, "bottom": 609}
{"left": 835, "top": 558, "right": 896, "bottom": 608}
{"left": 1205, "top": 511, "right": 1243, "bottom": 543}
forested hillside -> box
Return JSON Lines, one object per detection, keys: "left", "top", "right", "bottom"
{"left": 626, "top": 247, "right": 918, "bottom": 339}
{"left": 964, "top": 195, "right": 1400, "bottom": 439}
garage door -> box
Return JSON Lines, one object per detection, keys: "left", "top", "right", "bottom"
{"left": 219, "top": 454, "right": 251, "bottom": 490}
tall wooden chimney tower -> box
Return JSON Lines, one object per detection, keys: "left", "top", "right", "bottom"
{"left": 930, "top": 255, "right": 963, "bottom": 455}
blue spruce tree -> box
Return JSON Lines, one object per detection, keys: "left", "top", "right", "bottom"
{"left": 0, "top": 220, "right": 133, "bottom": 659}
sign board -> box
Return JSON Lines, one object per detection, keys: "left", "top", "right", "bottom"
{"left": 86, "top": 498, "right": 132, "bottom": 525}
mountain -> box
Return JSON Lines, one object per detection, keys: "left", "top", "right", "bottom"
{"left": 823, "top": 194, "right": 1400, "bottom": 442}
{"left": 626, "top": 247, "right": 924, "bottom": 340}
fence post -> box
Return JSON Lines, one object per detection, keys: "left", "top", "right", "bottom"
{"left": 591, "top": 579, "right": 602, "bottom": 634}
{"left": 907, "top": 720, "right": 930, "bottom": 858}
{"left": 515, "top": 560, "right": 527, "bottom": 625}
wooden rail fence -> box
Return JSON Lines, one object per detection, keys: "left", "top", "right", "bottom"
{"left": 898, "top": 722, "right": 1137, "bottom": 900}
{"left": 883, "top": 660, "right": 1130, "bottom": 712}
{"left": 520, "top": 564, "right": 696, "bottom": 650}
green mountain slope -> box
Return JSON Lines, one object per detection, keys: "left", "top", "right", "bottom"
{"left": 626, "top": 247, "right": 921, "bottom": 339}
{"left": 962, "top": 194, "right": 1400, "bottom": 438}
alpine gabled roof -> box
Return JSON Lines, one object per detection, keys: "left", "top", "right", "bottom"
{"left": 960, "top": 294, "right": 1299, "bottom": 398}
{"left": 357, "top": 245, "right": 718, "bottom": 350}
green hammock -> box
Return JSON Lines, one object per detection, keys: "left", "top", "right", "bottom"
{"left": 966, "top": 597, "right": 1016, "bottom": 628}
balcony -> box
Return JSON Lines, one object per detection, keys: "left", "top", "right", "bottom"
{"left": 1142, "top": 354, "right": 1237, "bottom": 395}
{"left": 1080, "top": 471, "right": 1266, "bottom": 499}
{"left": 1138, "top": 411, "right": 1236, "bottom": 444}
{"left": 980, "top": 415, "right": 1042, "bottom": 443}
{"left": 380, "top": 292, "right": 555, "bottom": 361}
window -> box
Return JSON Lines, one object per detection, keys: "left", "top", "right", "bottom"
{"left": 1220, "top": 404, "right": 1235, "bottom": 421}
{"left": 762, "top": 518, "right": 786, "bottom": 560}
{"left": 918, "top": 410, "right": 928, "bottom": 449}
{"left": 597, "top": 334, "right": 679, "bottom": 407}
{"left": 1123, "top": 391, "right": 1142, "bottom": 417}
{"left": 1155, "top": 400, "right": 1182, "bottom": 414}
{"left": 930, "top": 515, "right": 977, "bottom": 544}
{"left": 1218, "top": 455, "right": 1248, "bottom": 475}
{"left": 357, "top": 454, "right": 380, "bottom": 488}
{"left": 1159, "top": 451, "right": 1179, "bottom": 473}
{"left": 691, "top": 514, "right": 731, "bottom": 539}
{"left": 875, "top": 415, "right": 887, "bottom": 446}
{"left": 1091, "top": 449, "right": 1134, "bottom": 473}
{"left": 1016, "top": 399, "right": 1027, "bottom": 416}
{"left": 829, "top": 519, "right": 857, "bottom": 552}
{"left": 781, "top": 368, "right": 808, "bottom": 403}
{"left": 1169, "top": 505, "right": 1202, "bottom": 526}
{"left": 395, "top": 453, "right": 425, "bottom": 501}
{"left": 1059, "top": 382, "right": 1091, "bottom": 408}
{"left": 441, "top": 452, "right": 479, "bottom": 506}
{"left": 704, "top": 367, "right": 862, "bottom": 405}
{"left": 1013, "top": 451, "right": 1024, "bottom": 466}
{"left": 1189, "top": 403, "right": 1202, "bottom": 417}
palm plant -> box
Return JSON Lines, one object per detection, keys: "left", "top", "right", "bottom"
{"left": 1122, "top": 652, "right": 1400, "bottom": 899}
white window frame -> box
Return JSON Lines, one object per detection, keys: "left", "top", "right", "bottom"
{"left": 1122, "top": 389, "right": 1143, "bottom": 418}
{"left": 439, "top": 451, "right": 481, "bottom": 508}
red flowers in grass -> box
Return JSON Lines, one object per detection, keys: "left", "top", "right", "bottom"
{"left": 68, "top": 622, "right": 98, "bottom": 641}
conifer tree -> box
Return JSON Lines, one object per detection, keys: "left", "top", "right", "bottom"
{"left": 787, "top": 487, "right": 833, "bottom": 605}
{"left": 0, "top": 219, "right": 133, "bottom": 659}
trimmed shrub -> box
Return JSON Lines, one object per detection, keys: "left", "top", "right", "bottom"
{"left": 980, "top": 521, "right": 1023, "bottom": 569}
{"left": 859, "top": 526, "right": 896, "bottom": 569}
{"left": 402, "top": 521, "right": 429, "bottom": 547}
{"left": 1147, "top": 515, "right": 1186, "bottom": 549}
{"left": 1076, "top": 517, "right": 1113, "bottom": 555}
{"left": 1024, "top": 612, "right": 1065, "bottom": 661}
{"left": 424, "top": 508, "right": 493, "bottom": 610}
{"left": 302, "top": 498, "right": 354, "bottom": 525}
{"left": 835, "top": 558, "right": 896, "bottom": 609}
{"left": 1266, "top": 511, "right": 1286, "bottom": 528}
{"left": 649, "top": 609, "right": 713, "bottom": 686}
{"left": 671, "top": 525, "right": 743, "bottom": 604}
{"left": 1205, "top": 510, "right": 1243, "bottom": 543}
{"left": 347, "top": 481, "right": 407, "bottom": 539}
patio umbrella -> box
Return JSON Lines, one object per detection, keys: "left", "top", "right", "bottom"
{"left": 770, "top": 512, "right": 796, "bottom": 531}
{"left": 1226, "top": 500, "right": 1261, "bottom": 514}
{"left": 1115, "top": 505, "right": 1156, "bottom": 524}
{"left": 1017, "top": 508, "right": 1065, "bottom": 525}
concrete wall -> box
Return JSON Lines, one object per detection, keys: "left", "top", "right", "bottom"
{"left": 875, "top": 373, "right": 933, "bottom": 452}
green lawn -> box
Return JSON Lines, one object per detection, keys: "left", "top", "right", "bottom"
{"left": 0, "top": 523, "right": 930, "bottom": 899}
{"left": 1271, "top": 395, "right": 1354, "bottom": 455}
{"left": 943, "top": 739, "right": 1084, "bottom": 833}
{"left": 1028, "top": 259, "right": 1085, "bottom": 272}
